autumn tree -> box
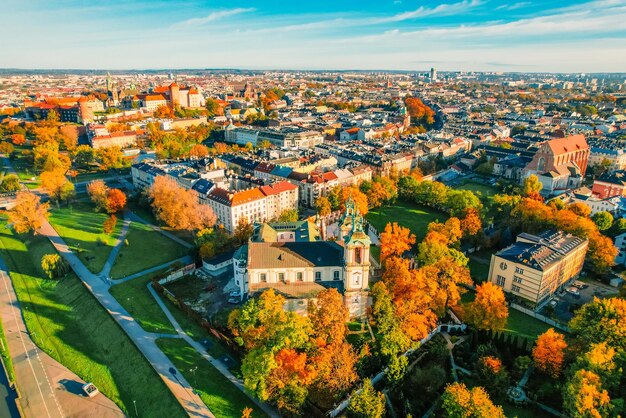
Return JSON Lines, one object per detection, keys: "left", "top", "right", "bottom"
{"left": 265, "top": 348, "right": 315, "bottom": 415}
{"left": 189, "top": 144, "right": 209, "bottom": 158}
{"left": 466, "top": 282, "right": 508, "bottom": 331}
{"left": 587, "top": 232, "right": 617, "bottom": 274}
{"left": 105, "top": 188, "right": 126, "bottom": 213}
{"left": 476, "top": 356, "right": 509, "bottom": 400}
{"left": 0, "top": 141, "right": 14, "bottom": 155}
{"left": 103, "top": 214, "right": 117, "bottom": 234}
{"left": 33, "top": 142, "right": 71, "bottom": 173}
{"left": 8, "top": 191, "right": 50, "bottom": 234}
{"left": 568, "top": 202, "right": 592, "bottom": 218}
{"left": 0, "top": 174, "right": 21, "bottom": 193}
{"left": 154, "top": 105, "right": 175, "bottom": 119}
{"left": 87, "top": 179, "right": 108, "bottom": 211}
{"left": 309, "top": 340, "right": 358, "bottom": 408}
{"left": 205, "top": 98, "right": 221, "bottom": 117}
{"left": 41, "top": 170, "right": 75, "bottom": 204}
{"left": 72, "top": 145, "right": 96, "bottom": 169}
{"left": 573, "top": 342, "right": 621, "bottom": 391}
{"left": 379, "top": 222, "right": 416, "bottom": 263}
{"left": 346, "top": 379, "right": 386, "bottom": 418}
{"left": 97, "top": 146, "right": 123, "bottom": 170}
{"left": 441, "top": 383, "right": 505, "bottom": 418}
{"left": 523, "top": 174, "right": 543, "bottom": 198}
{"left": 404, "top": 97, "right": 435, "bottom": 128}
{"left": 148, "top": 176, "right": 216, "bottom": 231}
{"left": 340, "top": 186, "right": 369, "bottom": 215}
{"left": 314, "top": 196, "right": 331, "bottom": 217}
{"left": 421, "top": 257, "right": 472, "bottom": 314}
{"left": 563, "top": 369, "right": 612, "bottom": 418}
{"left": 533, "top": 328, "right": 567, "bottom": 378}
{"left": 11, "top": 134, "right": 26, "bottom": 145}
{"left": 234, "top": 217, "right": 254, "bottom": 245}
{"left": 460, "top": 207, "right": 482, "bottom": 237}
{"left": 41, "top": 253, "right": 69, "bottom": 279}
{"left": 569, "top": 297, "right": 626, "bottom": 353}
{"left": 307, "top": 288, "right": 348, "bottom": 345}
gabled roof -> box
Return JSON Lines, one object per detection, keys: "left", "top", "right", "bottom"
{"left": 545, "top": 134, "right": 588, "bottom": 155}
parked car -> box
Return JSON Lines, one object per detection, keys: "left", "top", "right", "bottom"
{"left": 229, "top": 291, "right": 241, "bottom": 298}
{"left": 549, "top": 299, "right": 558, "bottom": 308}
{"left": 82, "top": 383, "right": 99, "bottom": 398}
{"left": 566, "top": 286, "right": 580, "bottom": 297}
{"left": 573, "top": 281, "right": 588, "bottom": 289}
{"left": 227, "top": 297, "right": 240, "bottom": 304}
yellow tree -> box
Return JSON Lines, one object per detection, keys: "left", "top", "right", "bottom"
{"left": 379, "top": 222, "right": 416, "bottom": 263}
{"left": 41, "top": 170, "right": 74, "bottom": 203}
{"left": 8, "top": 192, "right": 50, "bottom": 234}
{"left": 532, "top": 328, "right": 567, "bottom": 378}
{"left": 563, "top": 369, "right": 612, "bottom": 418}
{"left": 441, "top": 383, "right": 505, "bottom": 418}
{"left": 308, "top": 288, "right": 349, "bottom": 345}
{"left": 466, "top": 282, "right": 508, "bottom": 331}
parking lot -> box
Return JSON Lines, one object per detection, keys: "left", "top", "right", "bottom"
{"left": 541, "top": 279, "right": 619, "bottom": 323}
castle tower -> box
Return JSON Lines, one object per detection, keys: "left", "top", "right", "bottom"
{"left": 169, "top": 82, "right": 180, "bottom": 108}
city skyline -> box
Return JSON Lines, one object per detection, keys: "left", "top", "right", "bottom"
{"left": 3, "top": 0, "right": 626, "bottom": 72}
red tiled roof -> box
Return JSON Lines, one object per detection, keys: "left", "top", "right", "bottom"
{"left": 259, "top": 181, "right": 298, "bottom": 196}
{"left": 547, "top": 134, "right": 588, "bottom": 155}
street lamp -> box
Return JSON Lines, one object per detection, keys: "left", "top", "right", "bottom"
{"left": 189, "top": 367, "right": 198, "bottom": 394}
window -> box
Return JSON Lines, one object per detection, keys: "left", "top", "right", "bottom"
{"left": 512, "top": 285, "right": 521, "bottom": 293}
{"left": 513, "top": 276, "right": 523, "bottom": 284}
{"left": 515, "top": 267, "right": 524, "bottom": 274}
{"left": 315, "top": 271, "right": 321, "bottom": 281}
{"left": 355, "top": 247, "right": 362, "bottom": 264}
{"left": 297, "top": 272, "right": 303, "bottom": 281}
{"left": 333, "top": 271, "right": 340, "bottom": 281}
{"left": 260, "top": 273, "right": 267, "bottom": 283}
{"left": 353, "top": 273, "right": 360, "bottom": 286}
{"left": 279, "top": 273, "right": 285, "bottom": 282}
{"left": 496, "top": 275, "right": 506, "bottom": 286}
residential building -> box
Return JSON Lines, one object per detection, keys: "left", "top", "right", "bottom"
{"left": 592, "top": 170, "right": 626, "bottom": 199}
{"left": 488, "top": 230, "right": 589, "bottom": 305}
{"left": 615, "top": 232, "right": 626, "bottom": 266}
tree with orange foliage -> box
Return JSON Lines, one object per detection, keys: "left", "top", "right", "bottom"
{"left": 148, "top": 176, "right": 216, "bottom": 231}
{"left": 87, "top": 179, "right": 108, "bottom": 211}
{"left": 424, "top": 217, "right": 463, "bottom": 246}
{"left": 103, "top": 214, "right": 117, "bottom": 234}
{"left": 533, "top": 328, "right": 567, "bottom": 378}
{"left": 214, "top": 142, "right": 230, "bottom": 154}
{"left": 154, "top": 105, "right": 175, "bottom": 119}
{"left": 309, "top": 341, "right": 358, "bottom": 409}
{"left": 460, "top": 207, "right": 482, "bottom": 237}
{"left": 421, "top": 257, "right": 472, "bottom": 314}
{"left": 563, "top": 369, "right": 613, "bottom": 418}
{"left": 340, "top": 186, "right": 368, "bottom": 215}
{"left": 41, "top": 170, "right": 75, "bottom": 204}
{"left": 11, "top": 134, "right": 26, "bottom": 145}
{"left": 105, "top": 188, "right": 126, "bottom": 214}
{"left": 586, "top": 231, "right": 617, "bottom": 274}
{"left": 404, "top": 97, "right": 435, "bottom": 127}
{"left": 466, "top": 282, "right": 508, "bottom": 331}
{"left": 476, "top": 355, "right": 509, "bottom": 399}
{"left": 379, "top": 222, "right": 416, "bottom": 263}
{"left": 8, "top": 191, "right": 50, "bottom": 234}
{"left": 568, "top": 202, "right": 592, "bottom": 218}
{"left": 189, "top": 144, "right": 209, "bottom": 158}
{"left": 511, "top": 197, "right": 555, "bottom": 232}
{"left": 265, "top": 348, "right": 316, "bottom": 415}
{"left": 308, "top": 288, "right": 349, "bottom": 345}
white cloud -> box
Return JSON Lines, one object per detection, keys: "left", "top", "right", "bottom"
{"left": 173, "top": 7, "right": 255, "bottom": 27}
{"left": 496, "top": 2, "right": 531, "bottom": 11}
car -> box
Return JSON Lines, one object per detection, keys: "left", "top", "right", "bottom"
{"left": 566, "top": 287, "right": 580, "bottom": 297}
{"left": 573, "top": 281, "right": 588, "bottom": 289}
{"left": 229, "top": 291, "right": 241, "bottom": 298}
{"left": 227, "top": 297, "right": 240, "bottom": 304}
{"left": 82, "top": 383, "right": 99, "bottom": 398}
{"left": 549, "top": 299, "right": 558, "bottom": 308}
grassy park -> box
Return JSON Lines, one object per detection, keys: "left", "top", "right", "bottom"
{"left": 157, "top": 338, "right": 269, "bottom": 418}
{"left": 48, "top": 200, "right": 122, "bottom": 273}
{"left": 0, "top": 221, "right": 185, "bottom": 417}
{"left": 109, "top": 221, "right": 189, "bottom": 279}
{"left": 110, "top": 271, "right": 177, "bottom": 334}
{"left": 366, "top": 200, "right": 447, "bottom": 242}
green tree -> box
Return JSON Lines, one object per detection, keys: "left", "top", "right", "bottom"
{"left": 72, "top": 145, "right": 96, "bottom": 169}
{"left": 569, "top": 297, "right": 626, "bottom": 353}
{"left": 41, "top": 253, "right": 69, "bottom": 279}
{"left": 277, "top": 209, "right": 298, "bottom": 222}
{"left": 346, "top": 379, "right": 385, "bottom": 418}
{"left": 445, "top": 189, "right": 482, "bottom": 217}
{"left": 205, "top": 98, "right": 220, "bottom": 117}
{"left": 0, "top": 174, "right": 21, "bottom": 193}
{"left": 592, "top": 211, "right": 613, "bottom": 231}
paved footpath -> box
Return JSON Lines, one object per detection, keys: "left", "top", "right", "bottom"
{"left": 38, "top": 220, "right": 214, "bottom": 418}
{"left": 0, "top": 259, "right": 124, "bottom": 418}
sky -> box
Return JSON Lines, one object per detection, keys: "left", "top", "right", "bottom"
{"left": 2, "top": 0, "right": 626, "bottom": 72}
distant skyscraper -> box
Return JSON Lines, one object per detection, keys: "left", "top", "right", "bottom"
{"left": 430, "top": 67, "right": 438, "bottom": 81}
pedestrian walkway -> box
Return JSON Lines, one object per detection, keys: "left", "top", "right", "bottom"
{"left": 147, "top": 283, "right": 280, "bottom": 418}
{"left": 0, "top": 258, "right": 124, "bottom": 418}
{"left": 37, "top": 220, "right": 214, "bottom": 418}
{"left": 99, "top": 214, "right": 131, "bottom": 279}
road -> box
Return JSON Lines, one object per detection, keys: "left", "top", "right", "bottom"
{"left": 0, "top": 258, "right": 124, "bottom": 418}
{"left": 37, "top": 220, "right": 214, "bottom": 418}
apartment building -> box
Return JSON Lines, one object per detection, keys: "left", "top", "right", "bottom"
{"left": 488, "top": 230, "right": 588, "bottom": 305}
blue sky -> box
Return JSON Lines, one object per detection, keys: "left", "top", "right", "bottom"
{"left": 2, "top": 0, "right": 625, "bottom": 72}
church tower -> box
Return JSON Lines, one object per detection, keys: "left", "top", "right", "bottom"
{"left": 340, "top": 199, "right": 371, "bottom": 317}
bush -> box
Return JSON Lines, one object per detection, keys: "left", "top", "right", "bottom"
{"left": 41, "top": 253, "right": 69, "bottom": 279}
{"left": 103, "top": 214, "right": 117, "bottom": 234}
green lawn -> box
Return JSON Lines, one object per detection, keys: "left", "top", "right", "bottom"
{"left": 0, "top": 322, "right": 15, "bottom": 385}
{"left": 109, "top": 221, "right": 189, "bottom": 279}
{"left": 0, "top": 222, "right": 185, "bottom": 418}
{"left": 48, "top": 201, "right": 122, "bottom": 273}
{"left": 504, "top": 308, "right": 552, "bottom": 340}
{"left": 110, "top": 270, "right": 177, "bottom": 334}
{"left": 370, "top": 245, "right": 381, "bottom": 264}
{"left": 468, "top": 257, "right": 490, "bottom": 283}
{"left": 457, "top": 181, "right": 498, "bottom": 209}
{"left": 366, "top": 200, "right": 447, "bottom": 242}
{"left": 157, "top": 338, "right": 269, "bottom": 418}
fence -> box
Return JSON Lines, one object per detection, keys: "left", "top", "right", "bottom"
{"left": 328, "top": 322, "right": 466, "bottom": 417}
{"left": 510, "top": 303, "right": 570, "bottom": 332}
{"left": 156, "top": 263, "right": 196, "bottom": 285}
